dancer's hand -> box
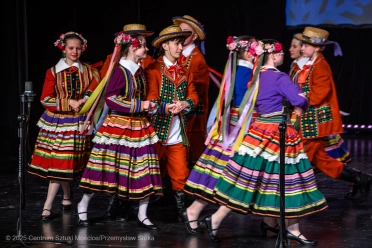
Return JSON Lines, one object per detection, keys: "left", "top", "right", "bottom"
{"left": 171, "top": 100, "right": 189, "bottom": 114}
{"left": 70, "top": 99, "right": 81, "bottom": 112}
{"left": 293, "top": 107, "right": 304, "bottom": 116}
{"left": 148, "top": 102, "right": 157, "bottom": 112}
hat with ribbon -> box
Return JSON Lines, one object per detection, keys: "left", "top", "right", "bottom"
{"left": 294, "top": 26, "right": 342, "bottom": 56}
{"left": 122, "top": 23, "right": 154, "bottom": 37}
{"left": 151, "top": 25, "right": 192, "bottom": 48}
{"left": 172, "top": 15, "right": 206, "bottom": 40}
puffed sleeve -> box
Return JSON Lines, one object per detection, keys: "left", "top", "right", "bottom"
{"left": 105, "top": 67, "right": 145, "bottom": 113}
{"left": 276, "top": 72, "right": 308, "bottom": 111}
{"left": 40, "top": 69, "right": 71, "bottom": 112}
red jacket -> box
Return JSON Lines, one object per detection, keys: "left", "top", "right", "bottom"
{"left": 180, "top": 46, "right": 210, "bottom": 133}
{"left": 145, "top": 56, "right": 198, "bottom": 145}
{"left": 299, "top": 53, "right": 344, "bottom": 139}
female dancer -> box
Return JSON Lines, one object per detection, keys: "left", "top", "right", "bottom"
{"left": 200, "top": 39, "right": 328, "bottom": 245}
{"left": 77, "top": 25, "right": 163, "bottom": 230}
{"left": 182, "top": 35, "right": 257, "bottom": 234}
{"left": 28, "top": 32, "right": 100, "bottom": 220}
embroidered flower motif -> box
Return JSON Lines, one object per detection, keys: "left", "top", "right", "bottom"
{"left": 114, "top": 32, "right": 141, "bottom": 48}
{"left": 54, "top": 32, "right": 87, "bottom": 51}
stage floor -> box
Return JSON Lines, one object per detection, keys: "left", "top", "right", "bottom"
{"left": 1, "top": 135, "right": 371, "bottom": 248}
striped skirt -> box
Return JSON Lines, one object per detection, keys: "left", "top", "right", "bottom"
{"left": 324, "top": 134, "right": 351, "bottom": 164}
{"left": 213, "top": 116, "right": 328, "bottom": 218}
{"left": 79, "top": 114, "right": 163, "bottom": 200}
{"left": 28, "top": 110, "right": 91, "bottom": 180}
{"left": 184, "top": 107, "right": 238, "bottom": 203}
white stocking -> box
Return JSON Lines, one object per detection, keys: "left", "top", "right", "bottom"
{"left": 138, "top": 197, "right": 153, "bottom": 225}
{"left": 77, "top": 193, "right": 94, "bottom": 221}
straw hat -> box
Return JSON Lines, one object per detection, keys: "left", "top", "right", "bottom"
{"left": 122, "top": 23, "right": 154, "bottom": 37}
{"left": 294, "top": 27, "right": 333, "bottom": 45}
{"left": 151, "top": 25, "right": 192, "bottom": 48}
{"left": 172, "top": 15, "right": 206, "bottom": 40}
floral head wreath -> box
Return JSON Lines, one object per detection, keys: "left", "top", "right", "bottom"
{"left": 255, "top": 40, "right": 283, "bottom": 56}
{"left": 114, "top": 31, "right": 141, "bottom": 48}
{"left": 226, "top": 36, "right": 282, "bottom": 57}
{"left": 54, "top": 32, "right": 88, "bottom": 51}
{"left": 226, "top": 36, "right": 254, "bottom": 53}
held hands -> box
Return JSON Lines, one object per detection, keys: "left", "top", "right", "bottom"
{"left": 70, "top": 98, "right": 87, "bottom": 112}
{"left": 168, "top": 100, "right": 190, "bottom": 114}
{"left": 143, "top": 101, "right": 157, "bottom": 112}
{"left": 293, "top": 106, "right": 304, "bottom": 116}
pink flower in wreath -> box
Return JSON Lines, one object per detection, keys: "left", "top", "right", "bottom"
{"left": 239, "top": 40, "right": 248, "bottom": 48}
{"left": 115, "top": 35, "right": 123, "bottom": 44}
{"left": 123, "top": 34, "right": 131, "bottom": 42}
{"left": 228, "top": 43, "right": 237, "bottom": 51}
{"left": 227, "top": 36, "right": 234, "bottom": 45}
{"left": 255, "top": 44, "right": 264, "bottom": 56}
{"left": 274, "top": 43, "right": 283, "bottom": 52}
{"left": 248, "top": 42, "right": 258, "bottom": 55}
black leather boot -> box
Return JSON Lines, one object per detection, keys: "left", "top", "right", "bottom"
{"left": 339, "top": 166, "right": 372, "bottom": 201}
{"left": 106, "top": 195, "right": 118, "bottom": 218}
{"left": 106, "top": 195, "right": 130, "bottom": 222}
{"left": 173, "top": 190, "right": 186, "bottom": 223}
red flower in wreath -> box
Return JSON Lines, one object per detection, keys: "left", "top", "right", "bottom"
{"left": 131, "top": 38, "right": 141, "bottom": 48}
{"left": 227, "top": 36, "right": 234, "bottom": 45}
{"left": 274, "top": 43, "right": 283, "bottom": 53}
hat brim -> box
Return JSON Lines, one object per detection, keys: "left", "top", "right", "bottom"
{"left": 172, "top": 17, "right": 206, "bottom": 40}
{"left": 124, "top": 30, "right": 154, "bottom": 37}
{"left": 152, "top": 31, "right": 192, "bottom": 48}
{"left": 293, "top": 33, "right": 333, "bottom": 45}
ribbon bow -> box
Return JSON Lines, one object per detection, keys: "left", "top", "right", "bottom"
{"left": 67, "top": 66, "right": 79, "bottom": 73}
{"left": 167, "top": 65, "right": 183, "bottom": 84}
{"left": 292, "top": 63, "right": 300, "bottom": 73}
{"left": 297, "top": 64, "right": 312, "bottom": 84}
{"left": 177, "top": 55, "right": 187, "bottom": 66}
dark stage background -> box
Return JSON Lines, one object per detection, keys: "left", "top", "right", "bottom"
{"left": 3, "top": 0, "right": 372, "bottom": 173}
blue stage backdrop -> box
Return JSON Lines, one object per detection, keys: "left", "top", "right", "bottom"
{"left": 286, "top": 0, "right": 372, "bottom": 26}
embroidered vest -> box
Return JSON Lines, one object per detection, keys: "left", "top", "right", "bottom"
{"left": 300, "top": 66, "right": 333, "bottom": 139}
{"left": 151, "top": 64, "right": 190, "bottom": 145}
